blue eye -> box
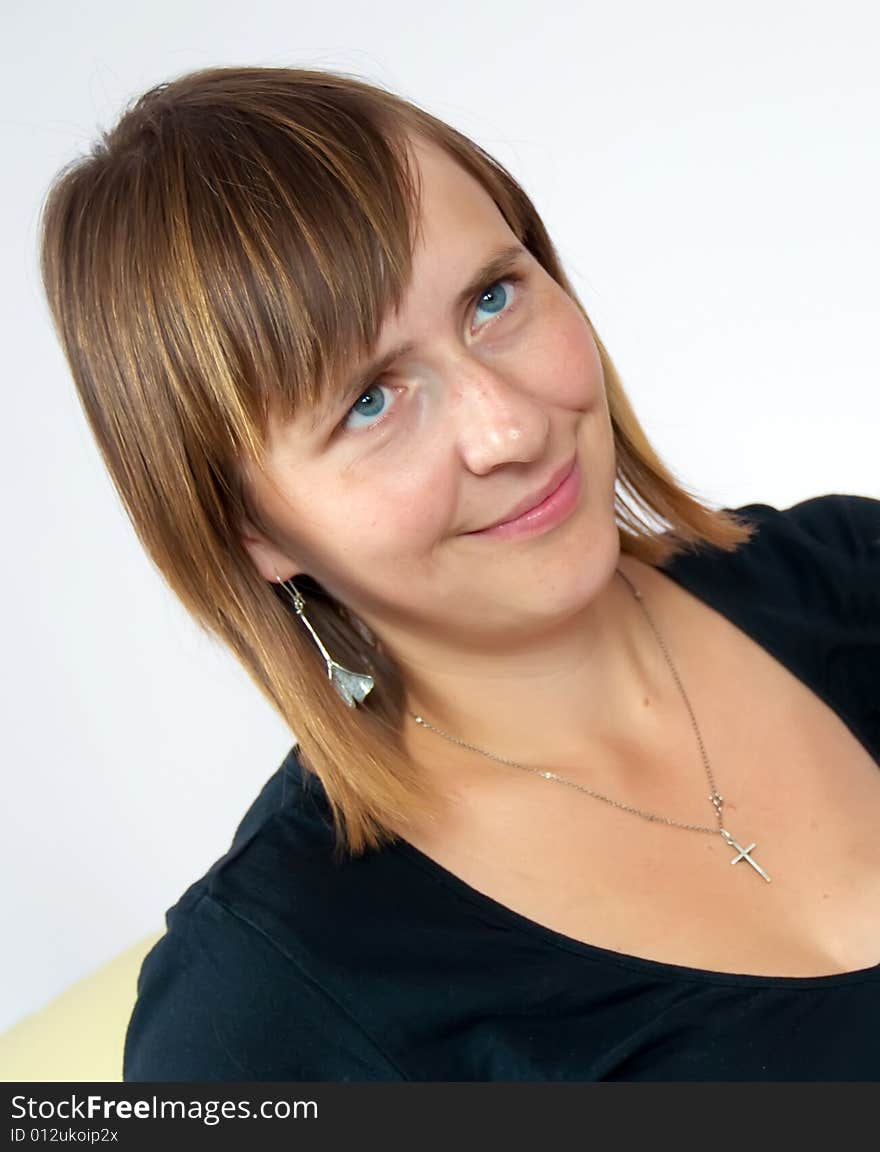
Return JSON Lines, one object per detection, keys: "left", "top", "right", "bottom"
{"left": 473, "top": 276, "right": 519, "bottom": 327}
{"left": 341, "top": 381, "right": 398, "bottom": 434}
{"left": 338, "top": 273, "right": 522, "bottom": 435}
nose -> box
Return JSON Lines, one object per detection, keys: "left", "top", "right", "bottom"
{"left": 450, "top": 356, "right": 550, "bottom": 475}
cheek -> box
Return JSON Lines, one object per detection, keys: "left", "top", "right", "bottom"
{"left": 528, "top": 295, "right": 603, "bottom": 408}
{"left": 556, "top": 304, "right": 604, "bottom": 401}
{"left": 331, "top": 476, "right": 443, "bottom": 552}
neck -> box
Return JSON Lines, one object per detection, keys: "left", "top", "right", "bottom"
{"left": 392, "top": 553, "right": 681, "bottom": 793}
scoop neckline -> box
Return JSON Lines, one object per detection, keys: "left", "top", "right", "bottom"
{"left": 284, "top": 503, "right": 880, "bottom": 989}
{"left": 388, "top": 523, "right": 880, "bottom": 991}
{"left": 390, "top": 835, "right": 880, "bottom": 988}
{"left": 281, "top": 752, "right": 880, "bottom": 989}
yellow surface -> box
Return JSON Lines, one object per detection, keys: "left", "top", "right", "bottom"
{"left": 0, "top": 931, "right": 164, "bottom": 1082}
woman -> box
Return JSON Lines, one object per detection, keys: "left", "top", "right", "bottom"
{"left": 38, "top": 65, "right": 879, "bottom": 1081}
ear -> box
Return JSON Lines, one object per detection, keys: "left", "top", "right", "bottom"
{"left": 239, "top": 513, "right": 302, "bottom": 586}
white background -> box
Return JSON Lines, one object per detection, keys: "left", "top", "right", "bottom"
{"left": 3, "top": 0, "right": 878, "bottom": 1033}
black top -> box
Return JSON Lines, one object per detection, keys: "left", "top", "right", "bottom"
{"left": 123, "top": 494, "right": 880, "bottom": 1082}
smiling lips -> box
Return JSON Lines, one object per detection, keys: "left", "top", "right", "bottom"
{"left": 472, "top": 457, "right": 576, "bottom": 532}
{"left": 464, "top": 456, "right": 581, "bottom": 538}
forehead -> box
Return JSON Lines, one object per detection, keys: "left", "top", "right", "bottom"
{"left": 406, "top": 133, "right": 510, "bottom": 256}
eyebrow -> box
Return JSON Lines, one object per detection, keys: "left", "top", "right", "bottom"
{"left": 312, "top": 241, "right": 528, "bottom": 431}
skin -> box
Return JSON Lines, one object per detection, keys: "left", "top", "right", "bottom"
{"left": 240, "top": 132, "right": 682, "bottom": 810}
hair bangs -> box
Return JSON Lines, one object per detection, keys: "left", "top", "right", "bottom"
{"left": 95, "top": 72, "right": 422, "bottom": 479}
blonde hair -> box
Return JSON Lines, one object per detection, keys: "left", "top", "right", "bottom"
{"left": 38, "top": 65, "right": 756, "bottom": 862}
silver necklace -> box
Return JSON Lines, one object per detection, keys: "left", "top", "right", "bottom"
{"left": 409, "top": 566, "right": 771, "bottom": 883}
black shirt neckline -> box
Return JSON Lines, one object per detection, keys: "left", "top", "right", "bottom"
{"left": 286, "top": 500, "right": 880, "bottom": 989}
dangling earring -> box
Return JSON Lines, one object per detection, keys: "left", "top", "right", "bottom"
{"left": 272, "top": 570, "right": 375, "bottom": 709}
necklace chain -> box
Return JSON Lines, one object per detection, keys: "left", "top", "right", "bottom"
{"left": 408, "top": 567, "right": 729, "bottom": 838}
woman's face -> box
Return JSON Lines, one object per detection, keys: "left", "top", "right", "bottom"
{"left": 241, "top": 133, "right": 619, "bottom": 663}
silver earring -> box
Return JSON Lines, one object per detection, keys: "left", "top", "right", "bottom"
{"left": 273, "top": 573, "right": 375, "bottom": 709}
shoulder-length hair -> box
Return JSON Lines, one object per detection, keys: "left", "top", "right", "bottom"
{"left": 39, "top": 65, "right": 755, "bottom": 862}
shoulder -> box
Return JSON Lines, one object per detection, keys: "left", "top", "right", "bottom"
{"left": 662, "top": 491, "right": 880, "bottom": 604}
{"left": 722, "top": 492, "right": 879, "bottom": 619}
{"left": 124, "top": 890, "right": 404, "bottom": 1081}
{"left": 123, "top": 750, "right": 406, "bottom": 1082}
{"left": 660, "top": 491, "right": 879, "bottom": 760}
{"left": 735, "top": 493, "right": 880, "bottom": 567}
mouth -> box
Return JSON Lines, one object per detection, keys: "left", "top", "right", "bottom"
{"left": 462, "top": 456, "right": 581, "bottom": 540}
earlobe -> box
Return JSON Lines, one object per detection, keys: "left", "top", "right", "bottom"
{"left": 239, "top": 519, "right": 300, "bottom": 586}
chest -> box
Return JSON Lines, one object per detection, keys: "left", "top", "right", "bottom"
{"left": 402, "top": 591, "right": 880, "bottom": 978}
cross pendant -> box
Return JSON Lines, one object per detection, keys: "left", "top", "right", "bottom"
{"left": 721, "top": 831, "right": 771, "bottom": 882}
